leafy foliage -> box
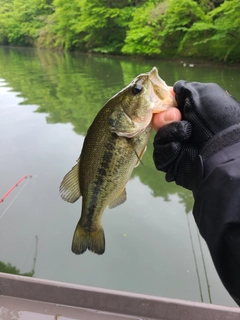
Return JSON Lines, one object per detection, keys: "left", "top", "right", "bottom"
{"left": 0, "top": 0, "right": 239, "bottom": 62}
{"left": 161, "top": 0, "right": 206, "bottom": 57}
{"left": 122, "top": 2, "right": 165, "bottom": 56}
{"left": 0, "top": 0, "right": 54, "bottom": 45}
{"left": 0, "top": 46, "right": 193, "bottom": 206}
{"left": 179, "top": 0, "right": 240, "bottom": 61}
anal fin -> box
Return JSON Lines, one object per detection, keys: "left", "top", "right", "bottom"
{"left": 108, "top": 188, "right": 127, "bottom": 209}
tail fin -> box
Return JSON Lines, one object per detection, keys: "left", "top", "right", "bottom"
{"left": 71, "top": 223, "right": 105, "bottom": 255}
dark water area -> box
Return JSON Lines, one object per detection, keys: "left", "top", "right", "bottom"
{"left": 0, "top": 46, "right": 239, "bottom": 307}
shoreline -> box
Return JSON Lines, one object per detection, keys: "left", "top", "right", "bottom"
{"left": 1, "top": 45, "right": 240, "bottom": 69}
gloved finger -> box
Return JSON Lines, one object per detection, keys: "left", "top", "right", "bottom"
{"left": 174, "top": 81, "right": 240, "bottom": 135}
{"left": 165, "top": 144, "right": 199, "bottom": 190}
{"left": 153, "top": 121, "right": 192, "bottom": 173}
{"left": 153, "top": 141, "right": 182, "bottom": 172}
{"left": 173, "top": 80, "right": 196, "bottom": 113}
{"left": 153, "top": 121, "right": 192, "bottom": 144}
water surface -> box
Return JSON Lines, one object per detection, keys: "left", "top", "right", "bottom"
{"left": 0, "top": 47, "right": 239, "bottom": 307}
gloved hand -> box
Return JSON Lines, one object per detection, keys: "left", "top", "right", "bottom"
{"left": 153, "top": 80, "right": 240, "bottom": 190}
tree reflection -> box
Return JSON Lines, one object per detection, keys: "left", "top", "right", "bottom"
{"left": 0, "top": 47, "right": 194, "bottom": 212}
{"left": 0, "top": 236, "right": 38, "bottom": 277}
{"left": 0, "top": 261, "right": 34, "bottom": 277}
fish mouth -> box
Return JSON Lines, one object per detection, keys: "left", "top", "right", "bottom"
{"left": 149, "top": 67, "right": 168, "bottom": 93}
{"left": 149, "top": 67, "right": 177, "bottom": 112}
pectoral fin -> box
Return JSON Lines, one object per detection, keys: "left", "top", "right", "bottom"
{"left": 59, "top": 158, "right": 81, "bottom": 203}
{"left": 108, "top": 188, "right": 127, "bottom": 209}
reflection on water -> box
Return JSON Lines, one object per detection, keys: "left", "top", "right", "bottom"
{"left": 0, "top": 47, "right": 239, "bottom": 307}
{"left": 0, "top": 235, "right": 37, "bottom": 278}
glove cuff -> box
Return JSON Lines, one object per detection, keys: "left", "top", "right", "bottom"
{"left": 200, "top": 124, "right": 240, "bottom": 162}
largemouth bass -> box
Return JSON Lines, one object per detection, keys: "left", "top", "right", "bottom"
{"left": 59, "top": 67, "right": 177, "bottom": 255}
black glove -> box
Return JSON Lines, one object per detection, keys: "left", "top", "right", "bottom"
{"left": 153, "top": 81, "right": 240, "bottom": 190}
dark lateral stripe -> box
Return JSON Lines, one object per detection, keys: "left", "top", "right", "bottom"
{"left": 85, "top": 136, "right": 116, "bottom": 229}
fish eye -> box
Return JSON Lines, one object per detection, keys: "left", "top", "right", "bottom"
{"left": 131, "top": 84, "right": 143, "bottom": 95}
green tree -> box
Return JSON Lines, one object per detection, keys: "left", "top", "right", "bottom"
{"left": 0, "top": 0, "right": 54, "bottom": 46}
{"left": 0, "top": 0, "right": 239, "bottom": 62}
{"left": 122, "top": 0, "right": 206, "bottom": 58}
{"left": 160, "top": 0, "right": 206, "bottom": 57}
{"left": 180, "top": 0, "right": 240, "bottom": 61}
{"left": 42, "top": 0, "right": 140, "bottom": 52}
{"left": 70, "top": 0, "right": 134, "bottom": 53}
{"left": 41, "top": 0, "right": 82, "bottom": 50}
{"left": 0, "top": 0, "right": 14, "bottom": 44}
{"left": 197, "top": 0, "right": 224, "bottom": 11}
{"left": 122, "top": 1, "right": 166, "bottom": 56}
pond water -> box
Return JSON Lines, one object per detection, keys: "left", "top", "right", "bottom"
{"left": 0, "top": 47, "right": 239, "bottom": 307}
